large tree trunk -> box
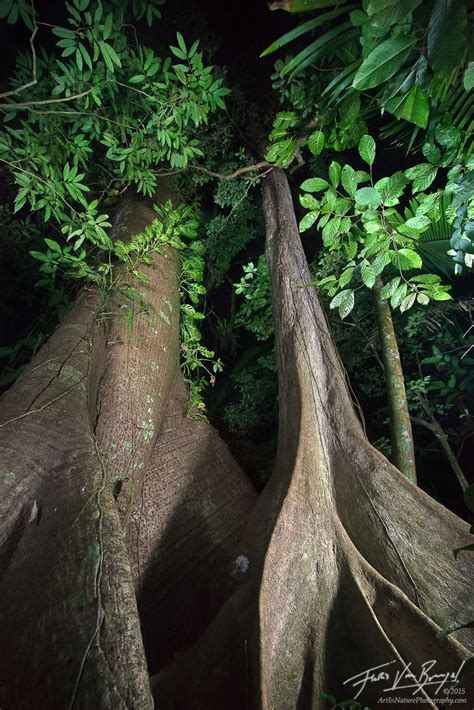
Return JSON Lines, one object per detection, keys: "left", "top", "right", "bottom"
{"left": 0, "top": 188, "right": 256, "bottom": 708}
{"left": 152, "top": 169, "right": 474, "bottom": 708}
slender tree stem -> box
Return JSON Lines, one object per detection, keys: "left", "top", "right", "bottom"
{"left": 373, "top": 276, "right": 417, "bottom": 484}
{"left": 411, "top": 393, "right": 469, "bottom": 492}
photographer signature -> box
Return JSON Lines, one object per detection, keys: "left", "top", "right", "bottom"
{"left": 343, "top": 659, "right": 466, "bottom": 699}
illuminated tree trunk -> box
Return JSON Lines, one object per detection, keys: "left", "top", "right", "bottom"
{"left": 152, "top": 170, "right": 473, "bottom": 709}
{"left": 0, "top": 189, "right": 256, "bottom": 709}
{"left": 0, "top": 174, "right": 472, "bottom": 710}
{"left": 373, "top": 277, "right": 417, "bottom": 484}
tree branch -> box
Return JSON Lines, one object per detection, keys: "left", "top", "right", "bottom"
{"left": 155, "top": 161, "right": 273, "bottom": 181}
{"left": 0, "top": 89, "right": 92, "bottom": 110}
{"left": 411, "top": 398, "right": 469, "bottom": 492}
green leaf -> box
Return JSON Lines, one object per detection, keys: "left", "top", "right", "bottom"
{"left": 308, "top": 130, "right": 324, "bottom": 156}
{"left": 353, "top": 36, "right": 417, "bottom": 90}
{"left": 339, "top": 267, "right": 354, "bottom": 288}
{"left": 377, "top": 171, "right": 408, "bottom": 206}
{"left": 300, "top": 177, "right": 329, "bottom": 192}
{"left": 44, "top": 239, "right": 62, "bottom": 253}
{"left": 400, "top": 291, "right": 416, "bottom": 312}
{"left": 260, "top": 6, "right": 351, "bottom": 57}
{"left": 322, "top": 216, "right": 341, "bottom": 244}
{"left": 360, "top": 260, "right": 376, "bottom": 288}
{"left": 299, "top": 193, "right": 319, "bottom": 210}
{"left": 176, "top": 32, "right": 187, "bottom": 55}
{"left": 430, "top": 290, "right": 452, "bottom": 301}
{"left": 328, "top": 161, "right": 341, "bottom": 188}
{"left": 405, "top": 163, "right": 438, "bottom": 193}
{"left": 266, "top": 138, "right": 296, "bottom": 166}
{"left": 427, "top": 0, "right": 468, "bottom": 79}
{"left": 355, "top": 187, "right": 382, "bottom": 208}
{"left": 464, "top": 62, "right": 474, "bottom": 91}
{"left": 341, "top": 165, "right": 358, "bottom": 196}
{"left": 398, "top": 215, "right": 432, "bottom": 234}
{"left": 299, "top": 211, "right": 318, "bottom": 232}
{"left": 103, "top": 12, "right": 113, "bottom": 40}
{"left": 330, "top": 289, "right": 355, "bottom": 319}
{"left": 52, "top": 26, "right": 76, "bottom": 39}
{"left": 385, "top": 84, "right": 430, "bottom": 129}
{"left": 358, "top": 135, "right": 376, "bottom": 166}
{"left": 391, "top": 248, "right": 422, "bottom": 270}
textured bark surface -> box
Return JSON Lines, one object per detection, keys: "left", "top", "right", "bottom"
{"left": 0, "top": 289, "right": 152, "bottom": 710}
{"left": 131, "top": 374, "right": 256, "bottom": 674}
{"left": 153, "top": 169, "right": 474, "bottom": 709}
{"left": 374, "top": 276, "right": 417, "bottom": 484}
{"left": 0, "top": 189, "right": 256, "bottom": 708}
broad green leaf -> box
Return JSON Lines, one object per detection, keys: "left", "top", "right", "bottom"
{"left": 44, "top": 239, "right": 62, "bottom": 253}
{"left": 322, "top": 216, "right": 341, "bottom": 244}
{"left": 299, "top": 211, "right": 318, "bottom": 232}
{"left": 380, "top": 277, "right": 400, "bottom": 299}
{"left": 177, "top": 32, "right": 187, "bottom": 55}
{"left": 300, "top": 177, "right": 329, "bottom": 192}
{"left": 308, "top": 130, "right": 324, "bottom": 156}
{"left": 353, "top": 36, "right": 416, "bottom": 90}
{"left": 30, "top": 250, "right": 50, "bottom": 262}
{"left": 266, "top": 138, "right": 296, "bottom": 166}
{"left": 427, "top": 0, "right": 468, "bottom": 79}
{"left": 360, "top": 260, "right": 376, "bottom": 288}
{"left": 391, "top": 282, "right": 408, "bottom": 308}
{"left": 398, "top": 215, "right": 431, "bottom": 235}
{"left": 405, "top": 163, "right": 438, "bottom": 193}
{"left": 358, "top": 135, "right": 376, "bottom": 166}
{"left": 344, "top": 237, "right": 358, "bottom": 260}
{"left": 400, "top": 291, "right": 416, "bottom": 312}
{"left": 376, "top": 171, "right": 408, "bottom": 206}
{"left": 355, "top": 187, "right": 382, "bottom": 208}
{"left": 339, "top": 267, "right": 354, "bottom": 288}
{"left": 299, "top": 193, "right": 320, "bottom": 210}
{"left": 417, "top": 292, "right": 430, "bottom": 305}
{"left": 330, "top": 289, "right": 355, "bottom": 319}
{"left": 411, "top": 274, "right": 440, "bottom": 284}
{"left": 430, "top": 290, "right": 452, "bottom": 301}
{"left": 385, "top": 84, "right": 429, "bottom": 129}
{"left": 329, "top": 161, "right": 341, "bottom": 188}
{"left": 391, "top": 248, "right": 422, "bottom": 270}
{"left": 464, "top": 62, "right": 474, "bottom": 91}
{"left": 103, "top": 12, "right": 113, "bottom": 40}
{"left": 435, "top": 125, "right": 460, "bottom": 148}
{"left": 341, "top": 165, "right": 358, "bottom": 196}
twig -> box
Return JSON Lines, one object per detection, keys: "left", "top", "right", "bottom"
{"left": 155, "top": 160, "right": 273, "bottom": 181}
{"left": 0, "top": 89, "right": 92, "bottom": 110}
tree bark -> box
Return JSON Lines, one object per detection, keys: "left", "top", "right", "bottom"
{"left": 0, "top": 188, "right": 256, "bottom": 708}
{"left": 373, "top": 277, "right": 417, "bottom": 484}
{"left": 152, "top": 169, "right": 473, "bottom": 709}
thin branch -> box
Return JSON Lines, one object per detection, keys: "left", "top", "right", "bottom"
{"left": 155, "top": 160, "right": 273, "bottom": 181}
{"left": 0, "top": 89, "right": 92, "bottom": 110}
